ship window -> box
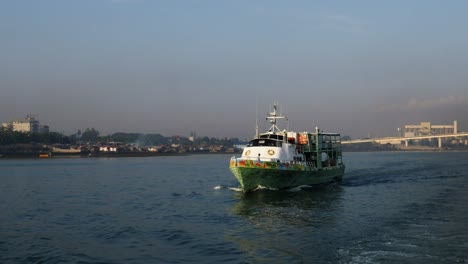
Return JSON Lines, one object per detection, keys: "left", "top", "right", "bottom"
{"left": 249, "top": 139, "right": 281, "bottom": 147}
{"left": 259, "top": 134, "right": 284, "bottom": 141}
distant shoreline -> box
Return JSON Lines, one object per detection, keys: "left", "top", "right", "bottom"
{"left": 2, "top": 148, "right": 468, "bottom": 159}
{"left": 0, "top": 151, "right": 238, "bottom": 159}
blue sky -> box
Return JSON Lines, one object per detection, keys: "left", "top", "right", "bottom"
{"left": 1, "top": 0, "right": 467, "bottom": 139}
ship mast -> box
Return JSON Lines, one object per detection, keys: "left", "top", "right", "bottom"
{"left": 255, "top": 99, "right": 259, "bottom": 138}
{"left": 266, "top": 103, "right": 286, "bottom": 133}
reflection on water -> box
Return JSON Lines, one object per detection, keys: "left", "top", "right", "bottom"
{"left": 231, "top": 185, "right": 344, "bottom": 222}
{"left": 227, "top": 186, "right": 345, "bottom": 263}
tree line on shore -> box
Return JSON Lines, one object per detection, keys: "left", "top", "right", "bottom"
{"left": 0, "top": 127, "right": 240, "bottom": 147}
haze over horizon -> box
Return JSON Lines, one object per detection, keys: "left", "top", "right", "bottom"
{"left": 1, "top": 0, "right": 467, "bottom": 139}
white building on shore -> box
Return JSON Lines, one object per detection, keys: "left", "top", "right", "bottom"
{"left": 404, "top": 120, "right": 458, "bottom": 137}
{"left": 2, "top": 115, "right": 49, "bottom": 133}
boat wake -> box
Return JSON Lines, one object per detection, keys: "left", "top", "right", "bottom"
{"left": 213, "top": 185, "right": 244, "bottom": 192}
{"left": 229, "top": 187, "right": 244, "bottom": 192}
{"left": 253, "top": 185, "right": 279, "bottom": 191}
{"left": 214, "top": 184, "right": 321, "bottom": 193}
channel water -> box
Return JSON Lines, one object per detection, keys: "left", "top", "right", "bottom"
{"left": 1, "top": 152, "right": 467, "bottom": 263}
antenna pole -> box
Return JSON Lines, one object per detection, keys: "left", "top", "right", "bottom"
{"left": 255, "top": 98, "right": 259, "bottom": 137}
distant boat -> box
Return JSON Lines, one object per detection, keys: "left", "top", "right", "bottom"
{"left": 229, "top": 103, "right": 345, "bottom": 192}
{"left": 38, "top": 152, "right": 52, "bottom": 158}
{"left": 52, "top": 147, "right": 81, "bottom": 154}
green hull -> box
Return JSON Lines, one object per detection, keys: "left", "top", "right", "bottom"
{"left": 230, "top": 165, "right": 345, "bottom": 192}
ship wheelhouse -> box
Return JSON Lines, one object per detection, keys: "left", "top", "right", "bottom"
{"left": 248, "top": 134, "right": 284, "bottom": 148}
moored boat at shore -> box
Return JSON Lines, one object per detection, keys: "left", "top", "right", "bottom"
{"left": 229, "top": 103, "right": 345, "bottom": 192}
{"left": 52, "top": 147, "right": 82, "bottom": 154}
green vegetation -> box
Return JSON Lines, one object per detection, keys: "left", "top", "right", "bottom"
{"left": 0, "top": 127, "right": 70, "bottom": 145}
{"left": 0, "top": 127, "right": 240, "bottom": 148}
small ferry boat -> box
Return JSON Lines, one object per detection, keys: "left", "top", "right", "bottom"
{"left": 229, "top": 103, "right": 345, "bottom": 192}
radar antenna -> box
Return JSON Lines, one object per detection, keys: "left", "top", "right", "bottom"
{"left": 266, "top": 102, "right": 286, "bottom": 133}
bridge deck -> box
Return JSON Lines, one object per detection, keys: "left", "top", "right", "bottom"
{"left": 343, "top": 133, "right": 468, "bottom": 145}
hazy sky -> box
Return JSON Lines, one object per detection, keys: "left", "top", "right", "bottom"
{"left": 1, "top": 0, "right": 467, "bottom": 139}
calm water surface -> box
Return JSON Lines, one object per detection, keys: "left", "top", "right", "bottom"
{"left": 1, "top": 152, "right": 467, "bottom": 263}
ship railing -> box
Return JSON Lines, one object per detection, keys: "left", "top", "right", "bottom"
{"left": 230, "top": 156, "right": 238, "bottom": 166}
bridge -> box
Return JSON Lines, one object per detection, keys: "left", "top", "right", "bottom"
{"left": 342, "top": 133, "right": 468, "bottom": 148}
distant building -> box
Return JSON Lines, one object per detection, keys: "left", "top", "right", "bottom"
{"left": 99, "top": 146, "right": 118, "bottom": 152}
{"left": 2, "top": 115, "right": 49, "bottom": 133}
{"left": 189, "top": 131, "right": 196, "bottom": 142}
{"left": 404, "top": 120, "right": 458, "bottom": 137}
